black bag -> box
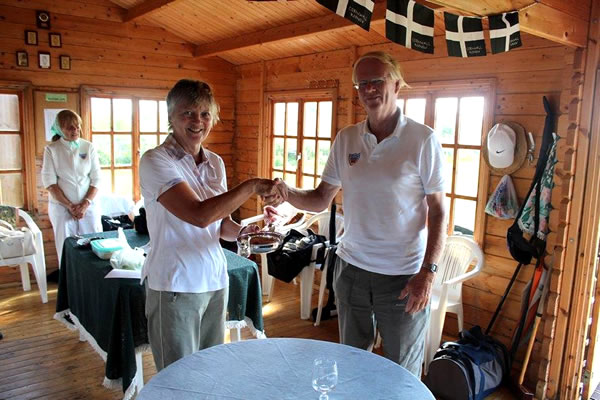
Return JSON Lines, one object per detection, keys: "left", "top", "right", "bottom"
{"left": 133, "top": 208, "right": 148, "bottom": 235}
{"left": 506, "top": 96, "right": 554, "bottom": 265}
{"left": 424, "top": 326, "right": 510, "bottom": 400}
{"left": 101, "top": 214, "right": 133, "bottom": 232}
{"left": 266, "top": 229, "right": 326, "bottom": 283}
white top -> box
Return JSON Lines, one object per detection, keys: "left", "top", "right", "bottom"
{"left": 139, "top": 134, "right": 228, "bottom": 293}
{"left": 321, "top": 110, "right": 445, "bottom": 275}
{"left": 41, "top": 138, "right": 101, "bottom": 205}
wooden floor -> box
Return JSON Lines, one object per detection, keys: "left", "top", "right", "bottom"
{"left": 0, "top": 278, "right": 516, "bottom": 399}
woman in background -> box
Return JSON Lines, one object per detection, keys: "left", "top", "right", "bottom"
{"left": 41, "top": 109, "right": 102, "bottom": 266}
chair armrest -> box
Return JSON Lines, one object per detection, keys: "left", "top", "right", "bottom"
{"left": 444, "top": 268, "right": 482, "bottom": 286}
{"left": 17, "top": 209, "right": 42, "bottom": 236}
{"left": 240, "top": 214, "right": 264, "bottom": 226}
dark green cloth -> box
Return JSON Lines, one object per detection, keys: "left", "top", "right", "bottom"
{"left": 55, "top": 229, "right": 263, "bottom": 394}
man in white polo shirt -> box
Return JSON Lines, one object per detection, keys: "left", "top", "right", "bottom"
{"left": 274, "top": 51, "right": 446, "bottom": 377}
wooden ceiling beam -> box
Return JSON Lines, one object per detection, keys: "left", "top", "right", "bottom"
{"left": 194, "top": 2, "right": 388, "bottom": 58}
{"left": 124, "top": 0, "right": 180, "bottom": 22}
{"left": 425, "top": 0, "right": 589, "bottom": 48}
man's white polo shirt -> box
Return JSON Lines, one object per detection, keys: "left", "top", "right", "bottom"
{"left": 321, "top": 110, "right": 445, "bottom": 275}
{"left": 140, "top": 135, "right": 228, "bottom": 293}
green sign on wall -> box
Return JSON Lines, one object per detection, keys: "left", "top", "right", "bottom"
{"left": 45, "top": 93, "right": 67, "bottom": 102}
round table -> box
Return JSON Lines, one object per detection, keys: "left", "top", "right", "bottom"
{"left": 138, "top": 338, "right": 434, "bottom": 400}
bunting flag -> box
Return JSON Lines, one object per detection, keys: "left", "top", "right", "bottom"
{"left": 316, "top": 0, "right": 375, "bottom": 31}
{"left": 386, "top": 0, "right": 434, "bottom": 54}
{"left": 444, "top": 12, "right": 486, "bottom": 57}
{"left": 489, "top": 11, "right": 522, "bottom": 54}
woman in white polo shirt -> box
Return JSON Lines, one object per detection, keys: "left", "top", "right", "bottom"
{"left": 41, "top": 110, "right": 102, "bottom": 267}
{"left": 139, "top": 79, "right": 281, "bottom": 371}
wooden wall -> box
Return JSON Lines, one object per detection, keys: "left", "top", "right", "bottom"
{"left": 234, "top": 33, "right": 573, "bottom": 392}
{"left": 0, "top": 0, "right": 236, "bottom": 279}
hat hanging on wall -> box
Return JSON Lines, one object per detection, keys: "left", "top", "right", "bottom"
{"left": 482, "top": 121, "right": 527, "bottom": 175}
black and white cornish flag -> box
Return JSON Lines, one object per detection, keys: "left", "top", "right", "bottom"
{"left": 316, "top": 0, "right": 375, "bottom": 31}
{"left": 444, "top": 12, "right": 486, "bottom": 57}
{"left": 386, "top": 0, "right": 434, "bottom": 54}
{"left": 489, "top": 11, "right": 522, "bottom": 54}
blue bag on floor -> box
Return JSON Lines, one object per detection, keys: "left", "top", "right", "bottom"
{"left": 424, "top": 325, "right": 510, "bottom": 400}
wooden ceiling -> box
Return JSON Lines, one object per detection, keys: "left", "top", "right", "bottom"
{"left": 107, "top": 0, "right": 592, "bottom": 65}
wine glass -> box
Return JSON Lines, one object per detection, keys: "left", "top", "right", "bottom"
{"left": 312, "top": 358, "right": 338, "bottom": 400}
{"left": 237, "top": 235, "right": 250, "bottom": 258}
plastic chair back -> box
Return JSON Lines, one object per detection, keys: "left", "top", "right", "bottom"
{"left": 432, "top": 235, "right": 484, "bottom": 304}
{"left": 303, "top": 211, "right": 344, "bottom": 240}
{"left": 0, "top": 208, "right": 47, "bottom": 303}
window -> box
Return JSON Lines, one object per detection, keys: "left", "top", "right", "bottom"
{"left": 0, "top": 92, "right": 25, "bottom": 207}
{"left": 268, "top": 90, "right": 336, "bottom": 189}
{"left": 397, "top": 80, "right": 494, "bottom": 241}
{"left": 89, "top": 94, "right": 168, "bottom": 201}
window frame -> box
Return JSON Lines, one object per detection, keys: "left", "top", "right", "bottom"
{"left": 82, "top": 86, "right": 168, "bottom": 202}
{"left": 396, "top": 79, "right": 496, "bottom": 245}
{"left": 263, "top": 88, "right": 338, "bottom": 190}
{"left": 0, "top": 82, "right": 35, "bottom": 210}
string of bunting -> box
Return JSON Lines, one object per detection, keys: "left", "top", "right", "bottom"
{"left": 315, "top": 0, "right": 537, "bottom": 57}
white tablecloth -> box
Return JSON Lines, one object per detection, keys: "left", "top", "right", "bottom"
{"left": 138, "top": 338, "right": 434, "bottom": 400}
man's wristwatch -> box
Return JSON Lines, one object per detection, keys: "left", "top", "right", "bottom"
{"left": 422, "top": 263, "right": 438, "bottom": 273}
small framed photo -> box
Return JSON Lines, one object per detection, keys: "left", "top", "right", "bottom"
{"left": 36, "top": 10, "right": 51, "bottom": 29}
{"left": 25, "top": 30, "right": 38, "bottom": 45}
{"left": 59, "top": 55, "right": 71, "bottom": 70}
{"left": 38, "top": 51, "right": 51, "bottom": 69}
{"left": 16, "top": 51, "right": 29, "bottom": 67}
{"left": 49, "top": 32, "right": 61, "bottom": 48}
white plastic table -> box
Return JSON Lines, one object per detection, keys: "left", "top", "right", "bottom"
{"left": 138, "top": 338, "right": 434, "bottom": 400}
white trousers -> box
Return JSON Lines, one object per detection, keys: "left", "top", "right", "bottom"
{"left": 48, "top": 201, "right": 102, "bottom": 267}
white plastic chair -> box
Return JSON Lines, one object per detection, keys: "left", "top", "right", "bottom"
{"left": 0, "top": 208, "right": 47, "bottom": 303}
{"left": 240, "top": 210, "right": 343, "bottom": 320}
{"left": 423, "top": 235, "right": 484, "bottom": 374}
{"left": 303, "top": 211, "right": 343, "bottom": 324}
{"left": 97, "top": 193, "right": 135, "bottom": 219}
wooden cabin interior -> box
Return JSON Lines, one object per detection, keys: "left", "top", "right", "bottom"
{"left": 1, "top": 0, "right": 600, "bottom": 398}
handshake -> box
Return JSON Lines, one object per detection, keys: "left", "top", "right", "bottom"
{"left": 254, "top": 177, "right": 288, "bottom": 207}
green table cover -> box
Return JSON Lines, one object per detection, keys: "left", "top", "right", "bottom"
{"left": 55, "top": 229, "right": 263, "bottom": 398}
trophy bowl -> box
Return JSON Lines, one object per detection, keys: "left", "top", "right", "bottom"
{"left": 237, "top": 231, "right": 284, "bottom": 256}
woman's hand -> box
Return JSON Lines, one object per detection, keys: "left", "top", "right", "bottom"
{"left": 238, "top": 224, "right": 260, "bottom": 236}
{"left": 70, "top": 201, "right": 89, "bottom": 220}
{"left": 263, "top": 205, "right": 282, "bottom": 225}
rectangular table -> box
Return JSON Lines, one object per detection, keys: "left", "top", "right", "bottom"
{"left": 54, "top": 229, "right": 264, "bottom": 400}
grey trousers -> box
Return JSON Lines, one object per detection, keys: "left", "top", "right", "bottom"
{"left": 333, "top": 258, "right": 430, "bottom": 377}
{"left": 145, "top": 284, "right": 228, "bottom": 371}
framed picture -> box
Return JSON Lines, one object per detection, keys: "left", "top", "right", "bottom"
{"left": 49, "top": 33, "right": 61, "bottom": 48}
{"left": 38, "top": 52, "right": 51, "bottom": 69}
{"left": 25, "top": 30, "right": 38, "bottom": 45}
{"left": 59, "top": 55, "right": 71, "bottom": 70}
{"left": 16, "top": 51, "right": 29, "bottom": 67}
{"left": 36, "top": 10, "right": 51, "bottom": 29}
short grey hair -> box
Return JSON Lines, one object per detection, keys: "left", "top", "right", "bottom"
{"left": 352, "top": 51, "right": 410, "bottom": 89}
{"left": 166, "top": 79, "right": 220, "bottom": 129}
